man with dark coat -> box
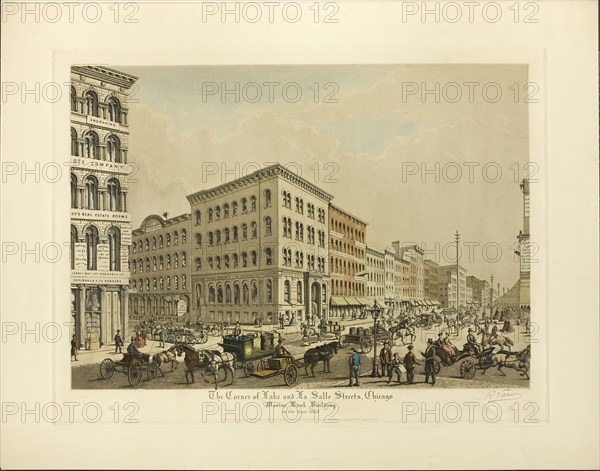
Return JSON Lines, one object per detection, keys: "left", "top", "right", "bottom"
{"left": 114, "top": 330, "right": 123, "bottom": 353}
{"left": 403, "top": 345, "right": 418, "bottom": 384}
{"left": 348, "top": 348, "right": 362, "bottom": 387}
{"left": 421, "top": 338, "right": 436, "bottom": 386}
{"left": 387, "top": 352, "right": 404, "bottom": 384}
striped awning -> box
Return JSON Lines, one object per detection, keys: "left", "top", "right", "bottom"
{"left": 330, "top": 296, "right": 349, "bottom": 306}
{"left": 356, "top": 297, "right": 372, "bottom": 306}
{"left": 344, "top": 297, "right": 363, "bottom": 306}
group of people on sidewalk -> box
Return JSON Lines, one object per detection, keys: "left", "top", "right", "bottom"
{"left": 348, "top": 338, "right": 439, "bottom": 387}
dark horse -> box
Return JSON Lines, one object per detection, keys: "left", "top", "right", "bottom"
{"left": 303, "top": 341, "right": 339, "bottom": 377}
{"left": 175, "top": 344, "right": 236, "bottom": 389}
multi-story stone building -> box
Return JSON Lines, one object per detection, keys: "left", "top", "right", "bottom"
{"left": 187, "top": 164, "right": 332, "bottom": 325}
{"left": 129, "top": 213, "right": 192, "bottom": 323}
{"left": 424, "top": 259, "right": 439, "bottom": 305}
{"left": 366, "top": 244, "right": 386, "bottom": 304}
{"left": 328, "top": 204, "right": 368, "bottom": 317}
{"left": 437, "top": 265, "right": 467, "bottom": 308}
{"left": 384, "top": 247, "right": 397, "bottom": 310}
{"left": 393, "top": 242, "right": 425, "bottom": 306}
{"left": 70, "top": 66, "right": 137, "bottom": 349}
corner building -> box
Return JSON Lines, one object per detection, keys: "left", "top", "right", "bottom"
{"left": 69, "top": 66, "right": 138, "bottom": 349}
{"left": 187, "top": 164, "right": 332, "bottom": 325}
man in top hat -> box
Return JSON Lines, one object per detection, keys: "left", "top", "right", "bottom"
{"left": 348, "top": 348, "right": 362, "bottom": 387}
{"left": 379, "top": 341, "right": 393, "bottom": 378}
{"left": 421, "top": 338, "right": 436, "bottom": 386}
{"left": 387, "top": 352, "right": 404, "bottom": 384}
{"left": 114, "top": 329, "right": 123, "bottom": 354}
{"left": 466, "top": 328, "right": 479, "bottom": 354}
{"left": 403, "top": 345, "right": 419, "bottom": 384}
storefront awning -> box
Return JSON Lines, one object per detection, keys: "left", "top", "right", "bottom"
{"left": 344, "top": 297, "right": 362, "bottom": 306}
{"left": 356, "top": 297, "right": 372, "bottom": 306}
{"left": 330, "top": 296, "right": 349, "bottom": 306}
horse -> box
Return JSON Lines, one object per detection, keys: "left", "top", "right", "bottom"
{"left": 152, "top": 344, "right": 179, "bottom": 376}
{"left": 493, "top": 345, "right": 530, "bottom": 379}
{"left": 176, "top": 344, "right": 236, "bottom": 389}
{"left": 389, "top": 325, "right": 416, "bottom": 345}
{"left": 303, "top": 341, "right": 339, "bottom": 377}
{"left": 479, "top": 328, "right": 514, "bottom": 351}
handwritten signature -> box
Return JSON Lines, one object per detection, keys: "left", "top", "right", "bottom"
{"left": 480, "top": 389, "right": 523, "bottom": 403}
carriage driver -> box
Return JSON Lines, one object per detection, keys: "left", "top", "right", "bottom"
{"left": 466, "top": 329, "right": 479, "bottom": 352}
{"left": 274, "top": 338, "right": 294, "bottom": 362}
{"left": 127, "top": 337, "right": 144, "bottom": 362}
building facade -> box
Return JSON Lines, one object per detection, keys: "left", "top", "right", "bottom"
{"left": 70, "top": 66, "right": 138, "bottom": 349}
{"left": 328, "top": 204, "right": 368, "bottom": 317}
{"left": 393, "top": 242, "right": 425, "bottom": 306}
{"left": 187, "top": 164, "right": 332, "bottom": 325}
{"left": 518, "top": 179, "right": 531, "bottom": 308}
{"left": 437, "top": 265, "right": 467, "bottom": 308}
{"left": 366, "top": 244, "right": 386, "bottom": 303}
{"left": 129, "top": 214, "right": 192, "bottom": 323}
{"left": 424, "top": 259, "right": 439, "bottom": 305}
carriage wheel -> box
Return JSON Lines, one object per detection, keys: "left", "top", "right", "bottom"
{"left": 338, "top": 335, "right": 349, "bottom": 348}
{"left": 460, "top": 359, "right": 476, "bottom": 379}
{"left": 100, "top": 358, "right": 115, "bottom": 380}
{"left": 148, "top": 361, "right": 159, "bottom": 380}
{"left": 128, "top": 360, "right": 143, "bottom": 388}
{"left": 360, "top": 337, "right": 372, "bottom": 353}
{"left": 243, "top": 362, "right": 254, "bottom": 377}
{"left": 198, "top": 331, "right": 209, "bottom": 344}
{"left": 284, "top": 364, "right": 299, "bottom": 386}
{"left": 185, "top": 334, "right": 195, "bottom": 344}
{"left": 479, "top": 355, "right": 493, "bottom": 370}
{"left": 433, "top": 358, "right": 442, "bottom": 375}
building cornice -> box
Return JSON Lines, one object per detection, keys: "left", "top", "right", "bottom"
{"left": 71, "top": 66, "right": 138, "bottom": 89}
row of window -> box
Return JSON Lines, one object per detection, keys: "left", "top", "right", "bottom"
{"left": 133, "top": 275, "right": 187, "bottom": 292}
{"left": 71, "top": 128, "right": 123, "bottom": 162}
{"left": 330, "top": 256, "right": 365, "bottom": 276}
{"left": 281, "top": 219, "right": 326, "bottom": 246}
{"left": 71, "top": 87, "right": 123, "bottom": 123}
{"left": 281, "top": 191, "right": 326, "bottom": 222}
{"left": 70, "top": 224, "right": 120, "bottom": 271}
{"left": 367, "top": 286, "right": 385, "bottom": 298}
{"left": 207, "top": 280, "right": 270, "bottom": 304}
{"left": 330, "top": 238, "right": 365, "bottom": 258}
{"left": 331, "top": 279, "right": 366, "bottom": 297}
{"left": 281, "top": 249, "right": 325, "bottom": 271}
{"left": 198, "top": 192, "right": 267, "bottom": 225}
{"left": 131, "top": 252, "right": 187, "bottom": 274}
{"left": 330, "top": 218, "right": 366, "bottom": 243}
{"left": 132, "top": 230, "right": 187, "bottom": 253}
{"left": 71, "top": 174, "right": 123, "bottom": 211}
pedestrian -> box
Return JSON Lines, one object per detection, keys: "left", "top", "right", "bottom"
{"left": 348, "top": 348, "right": 362, "bottom": 387}
{"left": 387, "top": 352, "right": 404, "bottom": 384}
{"left": 279, "top": 313, "right": 285, "bottom": 330}
{"left": 114, "top": 330, "right": 123, "bottom": 354}
{"left": 379, "top": 341, "right": 393, "bottom": 377}
{"left": 158, "top": 326, "right": 166, "bottom": 348}
{"left": 289, "top": 313, "right": 297, "bottom": 326}
{"left": 403, "top": 345, "right": 418, "bottom": 384}
{"left": 421, "top": 338, "right": 436, "bottom": 386}
{"left": 70, "top": 334, "right": 79, "bottom": 361}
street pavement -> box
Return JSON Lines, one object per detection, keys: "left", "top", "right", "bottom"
{"left": 72, "top": 320, "right": 531, "bottom": 389}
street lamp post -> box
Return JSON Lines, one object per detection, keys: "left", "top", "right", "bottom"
{"left": 370, "top": 301, "right": 382, "bottom": 378}
{"left": 455, "top": 230, "right": 460, "bottom": 309}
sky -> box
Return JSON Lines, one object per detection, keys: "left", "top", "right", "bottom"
{"left": 119, "top": 64, "right": 529, "bottom": 291}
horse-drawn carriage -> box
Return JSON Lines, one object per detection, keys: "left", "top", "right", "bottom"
{"left": 219, "top": 333, "right": 302, "bottom": 386}
{"left": 162, "top": 327, "right": 208, "bottom": 345}
{"left": 99, "top": 353, "right": 159, "bottom": 388}
{"left": 339, "top": 326, "right": 391, "bottom": 353}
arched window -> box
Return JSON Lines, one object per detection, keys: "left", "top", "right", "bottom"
{"left": 208, "top": 208, "right": 213, "bottom": 222}
{"left": 297, "top": 281, "right": 303, "bottom": 303}
{"left": 85, "top": 226, "right": 99, "bottom": 270}
{"left": 84, "top": 176, "right": 99, "bottom": 210}
{"left": 242, "top": 252, "right": 248, "bottom": 268}
{"left": 107, "top": 97, "right": 121, "bottom": 123}
{"left": 181, "top": 252, "right": 186, "bottom": 267}
{"left": 159, "top": 255, "right": 163, "bottom": 270}
{"left": 151, "top": 237, "right": 156, "bottom": 249}
{"left": 108, "top": 226, "right": 120, "bottom": 271}
{"left": 166, "top": 233, "right": 171, "bottom": 247}
{"left": 224, "top": 255, "right": 230, "bottom": 269}
{"left": 166, "top": 254, "right": 171, "bottom": 269}
{"left": 174, "top": 231, "right": 179, "bottom": 246}
{"left": 264, "top": 216, "right": 272, "bottom": 236}
{"left": 233, "top": 226, "right": 238, "bottom": 242}
{"left": 71, "top": 128, "right": 78, "bottom": 156}
{"left": 152, "top": 256, "right": 157, "bottom": 271}
{"left": 70, "top": 225, "right": 77, "bottom": 269}
{"left": 138, "top": 258, "right": 143, "bottom": 273}
{"left": 233, "top": 254, "right": 239, "bottom": 268}
{"left": 241, "top": 198, "right": 248, "bottom": 213}
{"left": 208, "top": 232, "right": 214, "bottom": 245}
{"left": 195, "top": 210, "right": 201, "bottom": 225}
{"left": 145, "top": 279, "right": 150, "bottom": 291}
{"left": 224, "top": 228, "right": 230, "bottom": 243}
{"left": 252, "top": 282, "right": 258, "bottom": 303}
{"left": 215, "top": 256, "right": 220, "bottom": 269}
{"left": 217, "top": 286, "right": 223, "bottom": 303}
{"left": 174, "top": 275, "right": 179, "bottom": 290}
{"left": 243, "top": 283, "right": 249, "bottom": 304}
{"left": 225, "top": 284, "right": 232, "bottom": 303}
{"left": 182, "top": 275, "right": 186, "bottom": 290}
{"left": 195, "top": 257, "right": 201, "bottom": 271}
{"left": 158, "top": 235, "right": 163, "bottom": 248}
{"left": 242, "top": 224, "right": 247, "bottom": 240}
{"left": 223, "top": 203, "right": 229, "bottom": 218}
{"left": 251, "top": 222, "right": 257, "bottom": 239}
{"left": 284, "top": 280, "right": 291, "bottom": 303}
{"left": 215, "top": 230, "right": 221, "bottom": 244}
{"left": 70, "top": 174, "right": 78, "bottom": 208}
{"left": 250, "top": 195, "right": 256, "bottom": 212}
{"left": 84, "top": 131, "right": 99, "bottom": 159}
{"left": 106, "top": 135, "right": 121, "bottom": 162}
{"left": 166, "top": 276, "right": 171, "bottom": 290}
{"left": 107, "top": 178, "right": 121, "bottom": 211}
{"left": 209, "top": 286, "right": 215, "bottom": 303}
{"left": 70, "top": 86, "right": 77, "bottom": 112}
{"left": 232, "top": 201, "right": 238, "bottom": 216}
{"left": 84, "top": 91, "right": 98, "bottom": 117}
{"left": 264, "top": 189, "right": 271, "bottom": 207}
{"left": 251, "top": 250, "right": 257, "bottom": 266}
{"left": 159, "top": 277, "right": 164, "bottom": 290}
{"left": 266, "top": 279, "right": 273, "bottom": 303}
{"left": 234, "top": 284, "right": 240, "bottom": 304}
{"left": 181, "top": 229, "right": 187, "bottom": 244}
{"left": 215, "top": 206, "right": 221, "bottom": 219}
{"left": 265, "top": 248, "right": 272, "bottom": 265}
{"left": 174, "top": 253, "right": 179, "bottom": 269}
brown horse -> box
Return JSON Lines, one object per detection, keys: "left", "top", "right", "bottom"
{"left": 493, "top": 345, "right": 530, "bottom": 379}
{"left": 152, "top": 344, "right": 179, "bottom": 377}
{"left": 303, "top": 341, "right": 338, "bottom": 377}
